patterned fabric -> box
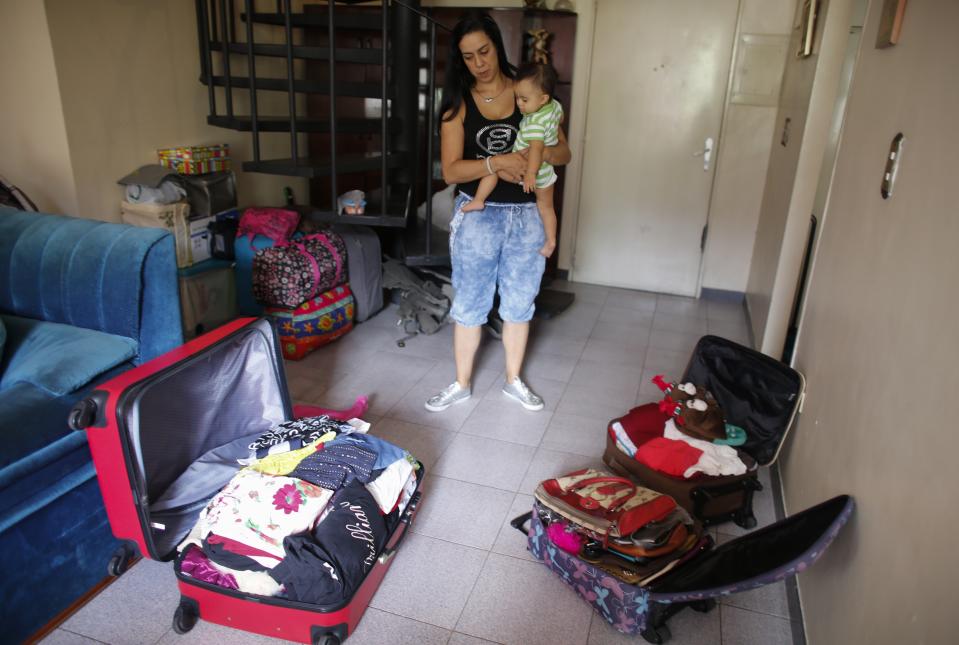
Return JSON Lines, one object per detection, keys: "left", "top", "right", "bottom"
{"left": 266, "top": 285, "right": 355, "bottom": 360}
{"left": 289, "top": 443, "right": 377, "bottom": 490}
{"left": 527, "top": 496, "right": 857, "bottom": 635}
{"left": 244, "top": 435, "right": 335, "bottom": 475}
{"left": 237, "top": 207, "right": 300, "bottom": 244}
{"left": 512, "top": 99, "right": 563, "bottom": 188}
{"left": 252, "top": 232, "right": 348, "bottom": 308}
{"left": 193, "top": 469, "right": 332, "bottom": 559}
{"left": 248, "top": 416, "right": 353, "bottom": 457}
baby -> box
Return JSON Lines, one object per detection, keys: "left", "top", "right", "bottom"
{"left": 463, "top": 62, "right": 563, "bottom": 258}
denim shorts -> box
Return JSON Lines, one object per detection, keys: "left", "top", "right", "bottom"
{"left": 449, "top": 191, "right": 546, "bottom": 327}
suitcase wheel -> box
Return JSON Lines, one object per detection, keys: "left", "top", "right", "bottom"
{"left": 312, "top": 634, "right": 340, "bottom": 645}
{"left": 691, "top": 598, "right": 717, "bottom": 613}
{"left": 107, "top": 542, "right": 136, "bottom": 577}
{"left": 733, "top": 510, "right": 758, "bottom": 530}
{"left": 641, "top": 624, "right": 671, "bottom": 644}
{"left": 173, "top": 601, "right": 199, "bottom": 635}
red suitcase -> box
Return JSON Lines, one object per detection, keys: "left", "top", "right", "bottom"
{"left": 69, "top": 317, "right": 422, "bottom": 645}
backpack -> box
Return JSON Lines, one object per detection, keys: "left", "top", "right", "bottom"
{"left": 0, "top": 175, "right": 37, "bottom": 211}
{"left": 382, "top": 259, "right": 452, "bottom": 345}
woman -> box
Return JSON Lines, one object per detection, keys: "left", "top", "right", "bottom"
{"left": 425, "top": 10, "right": 571, "bottom": 413}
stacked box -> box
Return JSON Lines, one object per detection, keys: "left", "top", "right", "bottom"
{"left": 177, "top": 259, "right": 238, "bottom": 339}
{"left": 157, "top": 144, "right": 231, "bottom": 175}
{"left": 121, "top": 201, "right": 213, "bottom": 268}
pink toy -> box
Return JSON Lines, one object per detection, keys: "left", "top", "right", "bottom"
{"left": 292, "top": 396, "right": 369, "bottom": 421}
{"left": 547, "top": 520, "right": 585, "bottom": 555}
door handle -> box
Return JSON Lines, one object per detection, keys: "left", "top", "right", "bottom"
{"left": 692, "top": 137, "right": 714, "bottom": 171}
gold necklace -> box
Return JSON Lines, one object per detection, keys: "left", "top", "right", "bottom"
{"left": 474, "top": 78, "right": 509, "bottom": 104}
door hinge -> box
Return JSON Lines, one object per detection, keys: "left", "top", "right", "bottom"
{"left": 700, "top": 225, "right": 708, "bottom": 251}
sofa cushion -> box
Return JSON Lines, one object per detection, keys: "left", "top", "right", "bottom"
{"left": 0, "top": 315, "right": 137, "bottom": 396}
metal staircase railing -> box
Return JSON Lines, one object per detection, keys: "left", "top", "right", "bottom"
{"left": 195, "top": 0, "right": 451, "bottom": 264}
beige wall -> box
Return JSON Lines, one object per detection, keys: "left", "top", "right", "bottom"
{"left": 784, "top": 0, "right": 958, "bottom": 641}
{"left": 700, "top": 0, "right": 795, "bottom": 292}
{"left": 745, "top": 0, "right": 857, "bottom": 355}
{"left": 41, "top": 0, "right": 308, "bottom": 222}
{"left": 0, "top": 0, "right": 79, "bottom": 215}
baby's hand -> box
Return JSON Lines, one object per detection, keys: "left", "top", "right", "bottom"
{"left": 523, "top": 176, "right": 536, "bottom": 193}
{"left": 539, "top": 237, "right": 556, "bottom": 258}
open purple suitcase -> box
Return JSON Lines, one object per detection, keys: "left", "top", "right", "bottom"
{"left": 512, "top": 494, "right": 854, "bottom": 643}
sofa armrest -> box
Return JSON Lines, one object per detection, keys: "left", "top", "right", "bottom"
{"left": 138, "top": 234, "right": 183, "bottom": 362}
{"left": 0, "top": 208, "right": 183, "bottom": 363}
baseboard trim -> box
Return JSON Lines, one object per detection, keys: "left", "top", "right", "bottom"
{"left": 700, "top": 287, "right": 745, "bottom": 303}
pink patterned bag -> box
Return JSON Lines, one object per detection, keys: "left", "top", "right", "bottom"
{"left": 237, "top": 207, "right": 301, "bottom": 243}
{"left": 252, "top": 231, "right": 348, "bottom": 308}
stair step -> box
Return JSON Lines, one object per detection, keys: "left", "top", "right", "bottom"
{"left": 241, "top": 11, "right": 383, "bottom": 31}
{"left": 208, "top": 115, "right": 400, "bottom": 134}
{"left": 209, "top": 42, "right": 383, "bottom": 64}
{"left": 204, "top": 75, "right": 385, "bottom": 98}
{"left": 242, "top": 153, "right": 409, "bottom": 178}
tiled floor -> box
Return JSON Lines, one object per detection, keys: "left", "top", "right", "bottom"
{"left": 43, "top": 281, "right": 801, "bottom": 645}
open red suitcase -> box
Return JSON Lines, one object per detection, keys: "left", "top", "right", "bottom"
{"left": 69, "top": 317, "right": 422, "bottom": 645}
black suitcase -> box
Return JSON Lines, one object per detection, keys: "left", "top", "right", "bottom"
{"left": 604, "top": 335, "right": 804, "bottom": 527}
{"left": 331, "top": 224, "right": 384, "bottom": 323}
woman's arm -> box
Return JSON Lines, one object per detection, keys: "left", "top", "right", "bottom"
{"left": 440, "top": 106, "right": 528, "bottom": 184}
{"left": 542, "top": 127, "right": 571, "bottom": 166}
{"left": 440, "top": 107, "right": 487, "bottom": 184}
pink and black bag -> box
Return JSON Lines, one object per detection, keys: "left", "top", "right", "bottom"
{"left": 252, "top": 232, "right": 348, "bottom": 308}
{"left": 237, "top": 207, "right": 300, "bottom": 244}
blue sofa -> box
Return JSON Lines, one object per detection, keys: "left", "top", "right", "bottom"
{"left": 0, "top": 207, "right": 183, "bottom": 641}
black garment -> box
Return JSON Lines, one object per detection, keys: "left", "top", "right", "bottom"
{"left": 202, "top": 539, "right": 268, "bottom": 572}
{"left": 269, "top": 484, "right": 387, "bottom": 605}
{"left": 457, "top": 92, "right": 535, "bottom": 204}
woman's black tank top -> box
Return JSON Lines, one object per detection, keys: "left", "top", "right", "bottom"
{"left": 457, "top": 91, "right": 535, "bottom": 204}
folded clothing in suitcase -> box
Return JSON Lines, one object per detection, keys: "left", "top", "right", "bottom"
{"left": 604, "top": 335, "right": 804, "bottom": 528}
{"left": 266, "top": 285, "right": 355, "bottom": 360}
{"left": 515, "top": 490, "right": 854, "bottom": 644}
{"left": 71, "top": 318, "right": 423, "bottom": 644}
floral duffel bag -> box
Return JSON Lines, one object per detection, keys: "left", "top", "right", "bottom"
{"left": 265, "top": 284, "right": 355, "bottom": 360}
{"left": 253, "top": 231, "right": 348, "bottom": 308}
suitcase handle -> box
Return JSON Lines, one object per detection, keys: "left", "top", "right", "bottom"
{"left": 68, "top": 391, "right": 108, "bottom": 430}
{"left": 378, "top": 491, "right": 421, "bottom": 565}
{"left": 510, "top": 511, "right": 533, "bottom": 535}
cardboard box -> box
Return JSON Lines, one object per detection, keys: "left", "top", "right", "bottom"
{"left": 120, "top": 202, "right": 215, "bottom": 268}
{"left": 177, "top": 259, "right": 237, "bottom": 338}
{"left": 188, "top": 215, "right": 214, "bottom": 265}
{"left": 157, "top": 144, "right": 231, "bottom": 175}
{"left": 120, "top": 200, "right": 193, "bottom": 268}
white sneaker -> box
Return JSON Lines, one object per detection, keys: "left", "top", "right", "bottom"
{"left": 424, "top": 381, "right": 471, "bottom": 412}
{"left": 502, "top": 377, "right": 545, "bottom": 411}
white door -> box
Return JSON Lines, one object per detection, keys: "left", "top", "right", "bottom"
{"left": 572, "top": 0, "right": 739, "bottom": 295}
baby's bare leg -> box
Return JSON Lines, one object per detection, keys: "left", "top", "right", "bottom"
{"left": 463, "top": 174, "right": 498, "bottom": 212}
{"left": 534, "top": 184, "right": 557, "bottom": 258}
